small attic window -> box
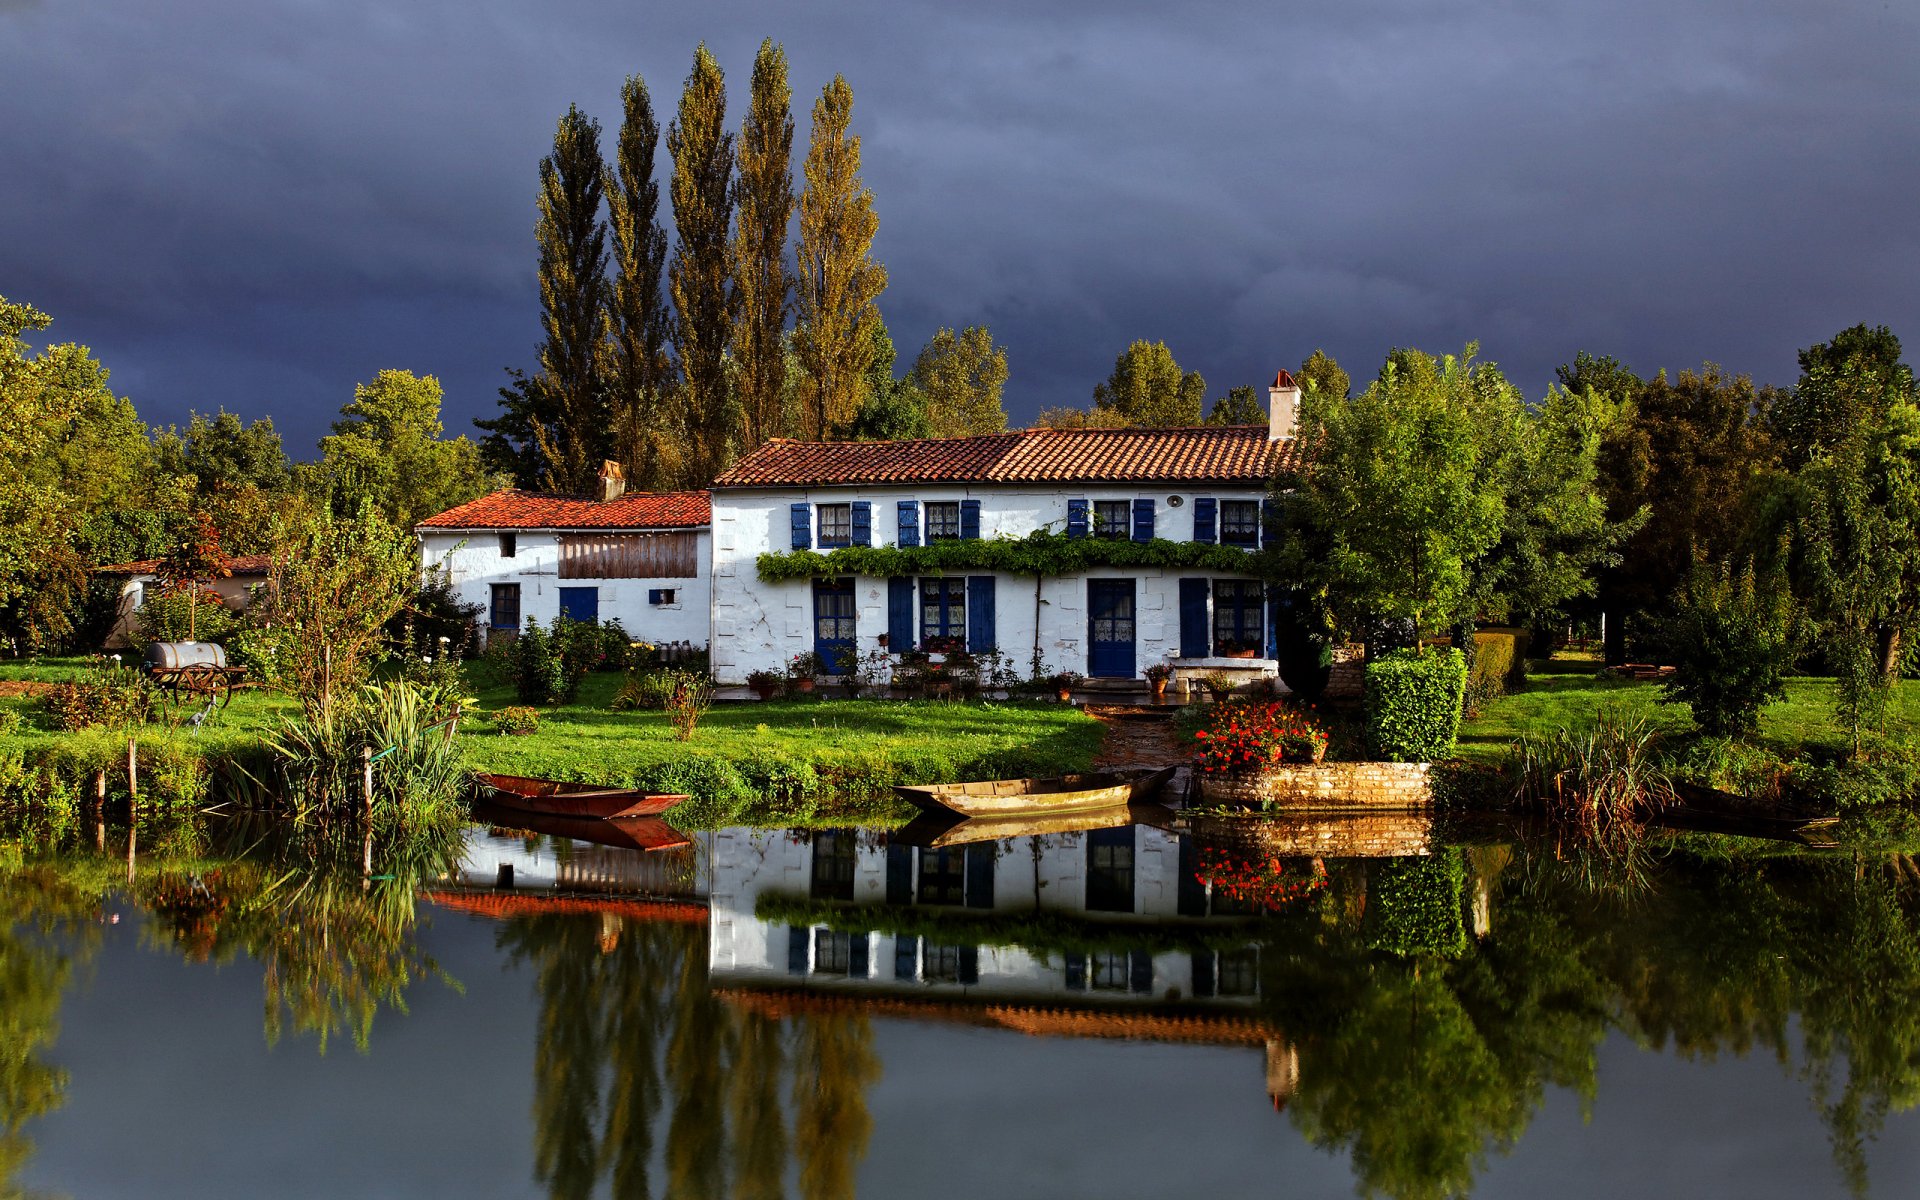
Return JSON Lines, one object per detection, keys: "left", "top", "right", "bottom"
{"left": 499, "top": 533, "right": 517, "bottom": 558}
{"left": 649, "top": 588, "right": 676, "bottom": 606}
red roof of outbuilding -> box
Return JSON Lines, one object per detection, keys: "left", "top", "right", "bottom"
{"left": 714, "top": 427, "right": 1295, "bottom": 489}
{"left": 93, "top": 554, "right": 272, "bottom": 576}
{"left": 416, "top": 489, "right": 711, "bottom": 531}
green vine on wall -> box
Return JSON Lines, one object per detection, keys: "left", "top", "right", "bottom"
{"left": 756, "top": 531, "right": 1261, "bottom": 582}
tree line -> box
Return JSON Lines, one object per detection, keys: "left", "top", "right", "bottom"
{"left": 478, "top": 42, "right": 1015, "bottom": 494}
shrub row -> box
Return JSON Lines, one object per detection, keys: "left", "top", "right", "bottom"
{"left": 1365, "top": 647, "right": 1467, "bottom": 761}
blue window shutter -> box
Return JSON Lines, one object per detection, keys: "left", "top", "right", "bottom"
{"left": 1177, "top": 835, "right": 1208, "bottom": 917}
{"left": 851, "top": 501, "right": 871, "bottom": 547}
{"left": 789, "top": 502, "right": 811, "bottom": 550}
{"left": 958, "top": 945, "right": 979, "bottom": 985}
{"left": 897, "top": 500, "right": 920, "bottom": 548}
{"left": 1260, "top": 497, "right": 1277, "bottom": 549}
{"left": 1129, "top": 949, "right": 1153, "bottom": 994}
{"left": 966, "top": 576, "right": 996, "bottom": 652}
{"left": 886, "top": 842, "right": 913, "bottom": 904}
{"left": 894, "top": 935, "right": 918, "bottom": 980}
{"left": 1066, "top": 498, "right": 1089, "bottom": 539}
{"left": 1267, "top": 586, "right": 1282, "bottom": 660}
{"left": 1132, "top": 497, "right": 1154, "bottom": 543}
{"left": 964, "top": 844, "right": 995, "bottom": 909}
{"left": 960, "top": 498, "right": 981, "bottom": 540}
{"left": 1178, "top": 578, "right": 1210, "bottom": 658}
{"left": 787, "top": 926, "right": 809, "bottom": 975}
{"left": 1193, "top": 497, "right": 1217, "bottom": 544}
{"left": 849, "top": 933, "right": 869, "bottom": 977}
{"left": 887, "top": 578, "right": 915, "bottom": 649}
{"left": 1065, "top": 952, "right": 1086, "bottom": 990}
{"left": 1190, "top": 951, "right": 1216, "bottom": 997}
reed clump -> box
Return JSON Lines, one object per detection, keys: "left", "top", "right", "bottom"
{"left": 1508, "top": 707, "right": 1675, "bottom": 835}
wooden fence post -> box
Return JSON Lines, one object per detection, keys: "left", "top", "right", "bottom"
{"left": 126, "top": 737, "right": 138, "bottom": 807}
{"left": 362, "top": 746, "right": 374, "bottom": 817}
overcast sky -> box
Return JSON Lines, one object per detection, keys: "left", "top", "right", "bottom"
{"left": 4, "top": 0, "right": 1916, "bottom": 457}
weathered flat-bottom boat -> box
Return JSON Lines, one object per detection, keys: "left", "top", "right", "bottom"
{"left": 468, "top": 800, "right": 692, "bottom": 852}
{"left": 894, "top": 766, "right": 1175, "bottom": 819}
{"left": 475, "top": 773, "right": 688, "bottom": 821}
{"left": 892, "top": 802, "right": 1178, "bottom": 847}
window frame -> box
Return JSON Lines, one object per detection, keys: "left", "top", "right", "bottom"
{"left": 489, "top": 582, "right": 521, "bottom": 631}
{"left": 809, "top": 830, "right": 857, "bottom": 901}
{"left": 1092, "top": 499, "right": 1131, "bottom": 540}
{"left": 498, "top": 531, "right": 517, "bottom": 558}
{"left": 813, "top": 929, "right": 852, "bottom": 976}
{"left": 924, "top": 501, "right": 962, "bottom": 542}
{"left": 1089, "top": 950, "right": 1131, "bottom": 991}
{"left": 1213, "top": 579, "right": 1264, "bottom": 655}
{"left": 817, "top": 503, "right": 853, "bottom": 549}
{"left": 1219, "top": 500, "right": 1260, "bottom": 548}
{"left": 919, "top": 577, "right": 967, "bottom": 650}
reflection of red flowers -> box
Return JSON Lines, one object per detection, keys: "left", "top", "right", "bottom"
{"left": 1191, "top": 701, "right": 1330, "bottom": 774}
{"left": 1193, "top": 849, "right": 1328, "bottom": 912}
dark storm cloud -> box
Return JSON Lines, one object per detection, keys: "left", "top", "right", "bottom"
{"left": 2, "top": 0, "right": 1916, "bottom": 454}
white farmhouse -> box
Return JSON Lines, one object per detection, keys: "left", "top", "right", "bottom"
{"left": 706, "top": 372, "right": 1302, "bottom": 684}
{"left": 415, "top": 465, "right": 711, "bottom": 649}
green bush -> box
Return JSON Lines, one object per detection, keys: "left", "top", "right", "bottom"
{"left": 508, "top": 618, "right": 582, "bottom": 705}
{"left": 0, "top": 708, "right": 20, "bottom": 738}
{"left": 1364, "top": 647, "right": 1466, "bottom": 761}
{"left": 1648, "top": 557, "right": 1803, "bottom": 738}
{"left": 1465, "top": 630, "right": 1518, "bottom": 714}
{"left": 130, "top": 588, "right": 241, "bottom": 650}
{"left": 40, "top": 657, "right": 156, "bottom": 731}
{"left": 1365, "top": 850, "right": 1468, "bottom": 958}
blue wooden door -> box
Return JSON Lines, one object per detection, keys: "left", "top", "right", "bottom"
{"left": 1087, "top": 579, "right": 1136, "bottom": 678}
{"left": 557, "top": 586, "right": 598, "bottom": 623}
{"left": 813, "top": 579, "right": 856, "bottom": 674}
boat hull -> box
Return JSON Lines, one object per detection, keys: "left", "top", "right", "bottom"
{"left": 893, "top": 766, "right": 1175, "bottom": 819}
{"left": 476, "top": 773, "right": 689, "bottom": 821}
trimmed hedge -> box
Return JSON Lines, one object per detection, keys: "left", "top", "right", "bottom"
{"left": 1364, "top": 849, "right": 1468, "bottom": 958}
{"left": 1365, "top": 647, "right": 1467, "bottom": 761}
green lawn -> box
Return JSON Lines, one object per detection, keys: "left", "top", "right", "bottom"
{"left": 1457, "top": 660, "right": 1920, "bottom": 764}
{"left": 0, "top": 657, "right": 1105, "bottom": 824}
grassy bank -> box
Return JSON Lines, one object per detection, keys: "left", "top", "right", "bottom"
{"left": 0, "top": 658, "right": 1104, "bottom": 824}
{"left": 1456, "top": 661, "right": 1920, "bottom": 766}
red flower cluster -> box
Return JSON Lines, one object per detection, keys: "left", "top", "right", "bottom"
{"left": 1192, "top": 701, "right": 1330, "bottom": 774}
{"left": 1193, "top": 848, "right": 1328, "bottom": 912}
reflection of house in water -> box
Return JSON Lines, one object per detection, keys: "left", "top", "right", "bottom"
{"left": 707, "top": 823, "right": 1264, "bottom": 1008}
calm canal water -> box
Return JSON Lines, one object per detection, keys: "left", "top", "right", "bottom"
{"left": 4, "top": 807, "right": 1919, "bottom": 1199}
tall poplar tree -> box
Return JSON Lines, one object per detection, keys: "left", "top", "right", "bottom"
{"left": 911, "top": 325, "right": 1009, "bottom": 436}
{"left": 731, "top": 39, "right": 796, "bottom": 453}
{"left": 667, "top": 45, "right": 737, "bottom": 485}
{"left": 794, "top": 75, "right": 886, "bottom": 440}
{"left": 531, "top": 105, "right": 610, "bottom": 494}
{"left": 602, "top": 75, "right": 675, "bottom": 489}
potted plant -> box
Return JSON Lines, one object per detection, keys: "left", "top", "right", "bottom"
{"left": 746, "top": 669, "right": 781, "bottom": 701}
{"left": 1145, "top": 662, "right": 1174, "bottom": 699}
{"left": 1279, "top": 726, "right": 1330, "bottom": 764}
{"left": 1052, "top": 671, "right": 1084, "bottom": 703}
{"left": 788, "top": 651, "right": 821, "bottom": 694}
{"left": 1220, "top": 636, "right": 1260, "bottom": 661}
{"left": 1191, "top": 700, "right": 1333, "bottom": 806}
{"left": 1201, "top": 670, "right": 1239, "bottom": 701}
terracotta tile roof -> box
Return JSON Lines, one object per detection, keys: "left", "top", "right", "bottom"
{"left": 714, "top": 427, "right": 1297, "bottom": 488}
{"left": 92, "top": 554, "right": 272, "bottom": 576}
{"left": 421, "top": 891, "right": 707, "bottom": 925}
{"left": 416, "top": 489, "right": 711, "bottom": 531}
{"left": 716, "top": 987, "right": 1276, "bottom": 1045}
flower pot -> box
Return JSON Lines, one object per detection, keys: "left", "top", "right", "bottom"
{"left": 1056, "top": 688, "right": 1074, "bottom": 703}
{"left": 796, "top": 678, "right": 816, "bottom": 694}
{"left": 750, "top": 684, "right": 778, "bottom": 701}
{"left": 1225, "top": 648, "right": 1257, "bottom": 660}
{"left": 1149, "top": 678, "right": 1169, "bottom": 699}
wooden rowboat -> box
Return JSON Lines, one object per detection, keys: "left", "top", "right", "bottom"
{"left": 894, "top": 766, "right": 1175, "bottom": 819}
{"left": 469, "top": 800, "right": 692, "bottom": 853}
{"left": 475, "top": 773, "right": 688, "bottom": 821}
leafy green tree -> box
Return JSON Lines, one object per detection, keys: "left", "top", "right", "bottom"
{"left": 795, "top": 75, "right": 886, "bottom": 441}
{"left": 153, "top": 410, "right": 291, "bottom": 495}
{"left": 669, "top": 44, "right": 737, "bottom": 482}
{"left": 844, "top": 318, "right": 932, "bottom": 439}
{"left": 602, "top": 74, "right": 675, "bottom": 490}
{"left": 1651, "top": 555, "right": 1805, "bottom": 737}
{"left": 1298, "top": 347, "right": 1351, "bottom": 400}
{"left": 1092, "top": 339, "right": 1205, "bottom": 426}
{"left": 311, "top": 369, "right": 497, "bottom": 527}
{"left": 1206, "top": 384, "right": 1264, "bottom": 425}
{"left": 911, "top": 325, "right": 1009, "bottom": 436}
{"left": 732, "top": 40, "right": 796, "bottom": 455}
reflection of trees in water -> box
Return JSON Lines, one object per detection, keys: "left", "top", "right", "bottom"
{"left": 1266, "top": 847, "right": 1920, "bottom": 1200}
{"left": 508, "top": 917, "right": 877, "bottom": 1200}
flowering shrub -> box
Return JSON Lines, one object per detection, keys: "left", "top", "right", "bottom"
{"left": 1193, "top": 848, "right": 1328, "bottom": 912}
{"left": 1192, "top": 701, "right": 1330, "bottom": 774}
{"left": 496, "top": 705, "right": 539, "bottom": 735}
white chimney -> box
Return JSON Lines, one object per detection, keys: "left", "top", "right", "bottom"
{"left": 596, "top": 460, "right": 626, "bottom": 502}
{"left": 1268, "top": 370, "right": 1301, "bottom": 442}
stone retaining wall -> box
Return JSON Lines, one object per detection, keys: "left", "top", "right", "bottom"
{"left": 1198, "top": 761, "right": 1432, "bottom": 810}
{"left": 1189, "top": 811, "right": 1436, "bottom": 858}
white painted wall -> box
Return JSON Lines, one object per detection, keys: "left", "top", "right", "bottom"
{"left": 105, "top": 573, "right": 265, "bottom": 648}
{"left": 705, "top": 826, "right": 1259, "bottom": 1006}
{"left": 419, "top": 528, "right": 711, "bottom": 649}
{"left": 708, "top": 484, "right": 1272, "bottom": 683}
